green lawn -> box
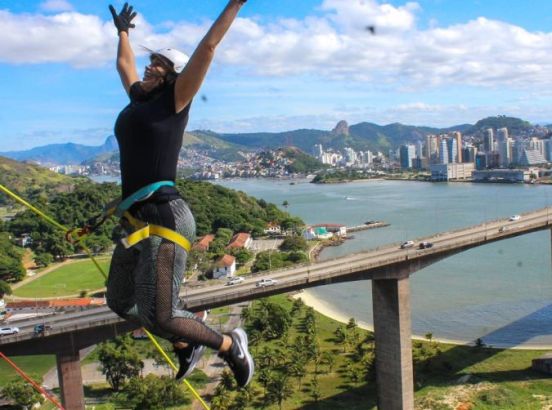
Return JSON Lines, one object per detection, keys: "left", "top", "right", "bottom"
{"left": 13, "top": 258, "right": 111, "bottom": 298}
{"left": 0, "top": 354, "right": 56, "bottom": 385}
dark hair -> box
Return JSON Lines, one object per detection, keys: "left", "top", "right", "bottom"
{"left": 151, "top": 53, "right": 177, "bottom": 84}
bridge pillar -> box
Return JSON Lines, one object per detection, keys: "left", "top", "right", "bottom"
{"left": 372, "top": 277, "right": 414, "bottom": 410}
{"left": 56, "top": 345, "right": 85, "bottom": 410}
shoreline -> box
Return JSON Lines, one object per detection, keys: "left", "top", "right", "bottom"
{"left": 294, "top": 289, "right": 552, "bottom": 351}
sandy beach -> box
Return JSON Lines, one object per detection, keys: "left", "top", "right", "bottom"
{"left": 294, "top": 290, "right": 552, "bottom": 350}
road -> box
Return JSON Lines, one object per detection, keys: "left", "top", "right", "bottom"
{"left": 1, "top": 207, "right": 550, "bottom": 345}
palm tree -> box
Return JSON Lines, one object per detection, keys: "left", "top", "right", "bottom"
{"left": 266, "top": 373, "right": 294, "bottom": 410}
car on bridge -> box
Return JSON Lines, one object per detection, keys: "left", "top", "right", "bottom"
{"left": 400, "top": 241, "right": 415, "bottom": 249}
{"left": 509, "top": 215, "right": 521, "bottom": 221}
{"left": 226, "top": 276, "right": 245, "bottom": 286}
{"left": 256, "top": 278, "right": 278, "bottom": 287}
{"left": 0, "top": 326, "right": 19, "bottom": 336}
{"left": 418, "top": 241, "right": 433, "bottom": 249}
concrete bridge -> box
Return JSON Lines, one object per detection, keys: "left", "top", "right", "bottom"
{"left": 2, "top": 207, "right": 552, "bottom": 409}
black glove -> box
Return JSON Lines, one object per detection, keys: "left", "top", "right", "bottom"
{"left": 109, "top": 3, "right": 137, "bottom": 34}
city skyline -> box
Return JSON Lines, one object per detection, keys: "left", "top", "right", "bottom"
{"left": 2, "top": 0, "right": 552, "bottom": 151}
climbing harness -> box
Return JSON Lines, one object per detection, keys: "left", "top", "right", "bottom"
{"left": 66, "top": 180, "right": 191, "bottom": 252}
{"left": 0, "top": 183, "right": 209, "bottom": 410}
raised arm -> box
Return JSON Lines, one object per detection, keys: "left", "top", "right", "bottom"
{"left": 109, "top": 3, "right": 139, "bottom": 95}
{"left": 174, "top": 0, "right": 247, "bottom": 113}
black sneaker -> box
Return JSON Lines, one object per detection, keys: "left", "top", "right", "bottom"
{"left": 219, "top": 328, "right": 255, "bottom": 387}
{"left": 175, "top": 343, "right": 206, "bottom": 380}
{"left": 174, "top": 310, "right": 208, "bottom": 380}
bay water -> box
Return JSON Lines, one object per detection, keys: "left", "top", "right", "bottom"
{"left": 216, "top": 178, "right": 552, "bottom": 348}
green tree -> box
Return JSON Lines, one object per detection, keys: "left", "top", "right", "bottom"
{"left": 310, "top": 375, "right": 321, "bottom": 403}
{"left": 117, "top": 374, "right": 188, "bottom": 410}
{"left": 290, "top": 297, "right": 304, "bottom": 317}
{"left": 231, "top": 386, "right": 254, "bottom": 410}
{"left": 279, "top": 235, "right": 308, "bottom": 252}
{"left": 231, "top": 247, "right": 253, "bottom": 264}
{"left": 34, "top": 252, "right": 53, "bottom": 268}
{"left": 322, "top": 350, "right": 336, "bottom": 373}
{"left": 334, "top": 325, "right": 347, "bottom": 352}
{"left": 98, "top": 335, "right": 144, "bottom": 391}
{"left": 0, "top": 280, "right": 12, "bottom": 297}
{"left": 266, "top": 373, "right": 294, "bottom": 410}
{"left": 248, "top": 299, "right": 292, "bottom": 340}
{"left": 219, "top": 369, "right": 236, "bottom": 391}
{"left": 211, "top": 383, "right": 234, "bottom": 410}
{"left": 2, "top": 379, "right": 44, "bottom": 409}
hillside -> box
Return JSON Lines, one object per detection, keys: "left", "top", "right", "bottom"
{"left": 4, "top": 116, "right": 546, "bottom": 167}
{"left": 0, "top": 156, "right": 78, "bottom": 205}
{"left": 185, "top": 131, "right": 248, "bottom": 162}
{"left": 465, "top": 116, "right": 533, "bottom": 135}
{"left": 279, "top": 147, "right": 326, "bottom": 173}
{"left": 0, "top": 136, "right": 118, "bottom": 165}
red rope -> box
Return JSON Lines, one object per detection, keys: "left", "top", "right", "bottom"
{"left": 0, "top": 351, "right": 65, "bottom": 410}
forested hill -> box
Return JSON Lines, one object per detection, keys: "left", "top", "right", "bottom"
{"left": 0, "top": 156, "right": 79, "bottom": 205}
{"left": 177, "top": 179, "right": 302, "bottom": 237}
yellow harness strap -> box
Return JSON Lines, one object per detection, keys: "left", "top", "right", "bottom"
{"left": 120, "top": 211, "right": 191, "bottom": 253}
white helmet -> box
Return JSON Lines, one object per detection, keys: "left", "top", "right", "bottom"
{"left": 143, "top": 46, "right": 189, "bottom": 73}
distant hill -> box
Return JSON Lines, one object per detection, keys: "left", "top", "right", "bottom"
{"left": 3, "top": 116, "right": 543, "bottom": 167}
{"left": 0, "top": 156, "right": 78, "bottom": 205}
{"left": 212, "top": 122, "right": 468, "bottom": 154}
{"left": 0, "top": 136, "right": 118, "bottom": 165}
{"left": 465, "top": 116, "right": 532, "bottom": 135}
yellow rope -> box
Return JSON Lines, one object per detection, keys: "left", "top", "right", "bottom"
{"left": 0, "top": 183, "right": 211, "bottom": 409}
{"left": 143, "top": 328, "right": 211, "bottom": 410}
{"left": 0, "top": 184, "right": 107, "bottom": 279}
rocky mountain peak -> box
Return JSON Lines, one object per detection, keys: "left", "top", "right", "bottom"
{"left": 332, "top": 120, "right": 349, "bottom": 136}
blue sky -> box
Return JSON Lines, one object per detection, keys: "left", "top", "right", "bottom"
{"left": 2, "top": 0, "right": 552, "bottom": 151}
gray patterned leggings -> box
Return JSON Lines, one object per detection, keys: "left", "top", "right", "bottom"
{"left": 106, "top": 198, "right": 224, "bottom": 350}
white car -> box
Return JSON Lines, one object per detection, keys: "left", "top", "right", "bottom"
{"left": 400, "top": 241, "right": 415, "bottom": 249}
{"left": 509, "top": 215, "right": 521, "bottom": 221}
{"left": 226, "top": 276, "right": 244, "bottom": 286}
{"left": 0, "top": 327, "right": 19, "bottom": 336}
{"left": 256, "top": 278, "right": 278, "bottom": 287}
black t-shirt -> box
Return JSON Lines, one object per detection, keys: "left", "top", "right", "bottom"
{"left": 114, "top": 81, "right": 191, "bottom": 199}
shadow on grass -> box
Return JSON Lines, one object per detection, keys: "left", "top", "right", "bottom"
{"left": 298, "top": 383, "right": 377, "bottom": 410}
{"left": 414, "top": 304, "right": 552, "bottom": 389}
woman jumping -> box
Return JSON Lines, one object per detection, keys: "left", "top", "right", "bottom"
{"left": 107, "top": 1, "right": 253, "bottom": 387}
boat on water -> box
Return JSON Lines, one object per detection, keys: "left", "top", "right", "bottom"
{"left": 345, "top": 196, "right": 354, "bottom": 200}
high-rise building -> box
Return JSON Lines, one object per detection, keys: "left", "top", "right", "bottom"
{"left": 452, "top": 132, "right": 462, "bottom": 162}
{"left": 512, "top": 140, "right": 525, "bottom": 164}
{"left": 416, "top": 141, "right": 424, "bottom": 159}
{"left": 546, "top": 139, "right": 552, "bottom": 162}
{"left": 497, "top": 127, "right": 509, "bottom": 143}
{"left": 484, "top": 128, "right": 494, "bottom": 152}
{"left": 520, "top": 149, "right": 548, "bottom": 166}
{"left": 312, "top": 144, "right": 323, "bottom": 159}
{"left": 446, "top": 138, "right": 457, "bottom": 164}
{"left": 498, "top": 137, "right": 511, "bottom": 167}
{"left": 462, "top": 145, "right": 477, "bottom": 163}
{"left": 475, "top": 152, "right": 488, "bottom": 170}
{"left": 439, "top": 139, "right": 449, "bottom": 164}
{"left": 400, "top": 144, "right": 416, "bottom": 169}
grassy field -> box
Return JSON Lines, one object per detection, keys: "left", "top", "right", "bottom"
{"left": 0, "top": 354, "right": 56, "bottom": 386}
{"left": 13, "top": 258, "right": 111, "bottom": 298}
{"left": 228, "top": 294, "right": 552, "bottom": 410}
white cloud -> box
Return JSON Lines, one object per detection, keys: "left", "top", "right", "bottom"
{"left": 1, "top": 2, "right": 552, "bottom": 90}
{"left": 40, "top": 0, "right": 74, "bottom": 13}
